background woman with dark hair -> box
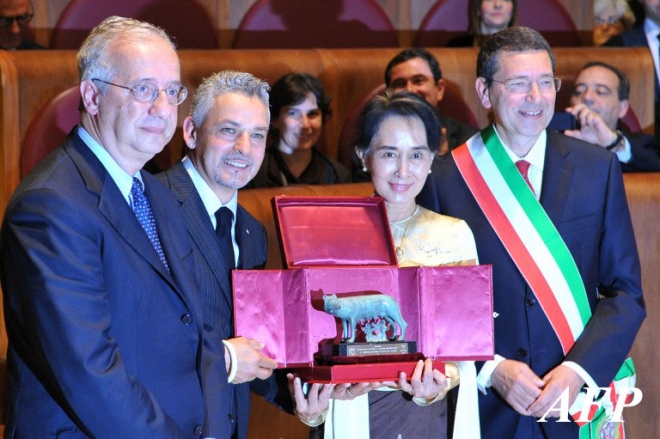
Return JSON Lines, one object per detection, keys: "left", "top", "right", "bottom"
{"left": 246, "top": 72, "right": 351, "bottom": 188}
{"left": 447, "top": 0, "right": 517, "bottom": 47}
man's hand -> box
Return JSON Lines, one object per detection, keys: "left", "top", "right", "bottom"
{"left": 564, "top": 104, "right": 620, "bottom": 148}
{"left": 527, "top": 365, "right": 585, "bottom": 418}
{"left": 225, "top": 336, "right": 278, "bottom": 383}
{"left": 490, "top": 360, "right": 545, "bottom": 415}
{"left": 287, "top": 374, "right": 335, "bottom": 426}
{"left": 397, "top": 359, "right": 448, "bottom": 400}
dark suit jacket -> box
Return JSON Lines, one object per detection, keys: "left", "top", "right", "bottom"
{"left": 0, "top": 130, "right": 228, "bottom": 438}
{"left": 159, "top": 162, "right": 275, "bottom": 439}
{"left": 622, "top": 132, "right": 660, "bottom": 172}
{"left": 418, "top": 129, "right": 646, "bottom": 438}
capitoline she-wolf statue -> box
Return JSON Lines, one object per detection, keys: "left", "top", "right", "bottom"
{"left": 322, "top": 293, "right": 408, "bottom": 343}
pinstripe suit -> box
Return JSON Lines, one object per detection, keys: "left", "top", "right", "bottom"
{"left": 159, "top": 161, "right": 270, "bottom": 439}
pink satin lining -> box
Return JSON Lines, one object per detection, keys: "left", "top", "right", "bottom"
{"left": 274, "top": 196, "right": 397, "bottom": 267}
{"left": 233, "top": 265, "right": 494, "bottom": 368}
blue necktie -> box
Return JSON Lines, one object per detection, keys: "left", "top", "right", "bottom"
{"left": 131, "top": 178, "right": 170, "bottom": 272}
{"left": 215, "top": 206, "right": 236, "bottom": 271}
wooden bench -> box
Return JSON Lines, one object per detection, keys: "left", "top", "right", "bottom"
{"left": 0, "top": 47, "right": 655, "bottom": 220}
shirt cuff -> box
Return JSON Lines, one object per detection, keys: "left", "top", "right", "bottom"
{"left": 615, "top": 136, "right": 633, "bottom": 163}
{"left": 222, "top": 339, "right": 238, "bottom": 383}
{"left": 476, "top": 354, "right": 506, "bottom": 394}
{"left": 296, "top": 408, "right": 327, "bottom": 427}
{"left": 562, "top": 361, "right": 598, "bottom": 389}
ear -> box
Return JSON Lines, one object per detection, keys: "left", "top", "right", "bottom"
{"left": 476, "top": 77, "right": 492, "bottom": 109}
{"left": 80, "top": 80, "right": 100, "bottom": 115}
{"left": 182, "top": 116, "right": 197, "bottom": 149}
{"left": 618, "top": 99, "right": 630, "bottom": 121}
{"left": 436, "top": 78, "right": 446, "bottom": 102}
{"left": 356, "top": 148, "right": 369, "bottom": 170}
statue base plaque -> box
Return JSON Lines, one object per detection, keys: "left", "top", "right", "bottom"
{"left": 322, "top": 341, "right": 417, "bottom": 358}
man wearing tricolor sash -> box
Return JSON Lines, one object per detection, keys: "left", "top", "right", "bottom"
{"left": 418, "top": 27, "right": 646, "bottom": 439}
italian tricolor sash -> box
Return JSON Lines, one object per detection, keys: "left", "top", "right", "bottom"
{"left": 453, "top": 126, "right": 633, "bottom": 438}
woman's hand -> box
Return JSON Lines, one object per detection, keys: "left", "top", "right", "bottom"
{"left": 287, "top": 373, "right": 335, "bottom": 426}
{"left": 331, "top": 381, "right": 385, "bottom": 400}
{"left": 397, "top": 359, "right": 448, "bottom": 400}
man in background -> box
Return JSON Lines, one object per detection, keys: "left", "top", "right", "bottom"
{"left": 385, "top": 47, "right": 479, "bottom": 155}
{"left": 0, "top": 0, "right": 45, "bottom": 50}
{"left": 604, "top": 0, "right": 660, "bottom": 140}
{"left": 354, "top": 47, "right": 479, "bottom": 180}
{"left": 565, "top": 61, "right": 660, "bottom": 171}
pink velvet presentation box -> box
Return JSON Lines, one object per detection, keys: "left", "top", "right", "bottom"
{"left": 233, "top": 196, "right": 494, "bottom": 383}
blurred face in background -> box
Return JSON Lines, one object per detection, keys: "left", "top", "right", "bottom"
{"left": 593, "top": 5, "right": 625, "bottom": 46}
{"left": 479, "top": 0, "right": 514, "bottom": 35}
{"left": 570, "top": 65, "right": 628, "bottom": 129}
{"left": 0, "top": 0, "right": 32, "bottom": 50}
{"left": 272, "top": 92, "right": 323, "bottom": 154}
{"left": 643, "top": 0, "right": 660, "bottom": 25}
{"left": 389, "top": 57, "right": 444, "bottom": 108}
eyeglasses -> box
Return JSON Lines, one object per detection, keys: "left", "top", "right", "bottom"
{"left": 490, "top": 77, "right": 561, "bottom": 94}
{"left": 92, "top": 78, "right": 188, "bottom": 106}
{"left": 0, "top": 12, "right": 33, "bottom": 29}
{"left": 594, "top": 17, "right": 620, "bottom": 26}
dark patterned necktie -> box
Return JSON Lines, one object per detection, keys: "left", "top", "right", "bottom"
{"left": 515, "top": 160, "right": 535, "bottom": 196}
{"left": 131, "top": 178, "right": 170, "bottom": 272}
{"left": 215, "top": 206, "right": 236, "bottom": 271}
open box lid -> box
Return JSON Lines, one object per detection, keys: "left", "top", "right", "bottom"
{"left": 273, "top": 196, "right": 397, "bottom": 268}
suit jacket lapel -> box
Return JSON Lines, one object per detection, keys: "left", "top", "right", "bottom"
{"left": 540, "top": 130, "right": 574, "bottom": 225}
{"left": 166, "top": 163, "right": 234, "bottom": 306}
{"left": 64, "top": 133, "right": 173, "bottom": 279}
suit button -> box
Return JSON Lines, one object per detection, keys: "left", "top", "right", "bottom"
{"left": 181, "top": 314, "right": 193, "bottom": 325}
{"left": 228, "top": 414, "right": 234, "bottom": 423}
{"left": 518, "top": 348, "right": 527, "bottom": 358}
{"left": 526, "top": 297, "right": 536, "bottom": 306}
{"left": 193, "top": 425, "right": 203, "bottom": 436}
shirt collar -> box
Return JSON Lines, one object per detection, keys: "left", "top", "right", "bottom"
{"left": 493, "top": 125, "right": 547, "bottom": 172}
{"left": 182, "top": 156, "right": 238, "bottom": 227}
{"left": 645, "top": 17, "right": 660, "bottom": 37}
{"left": 77, "top": 125, "right": 137, "bottom": 204}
